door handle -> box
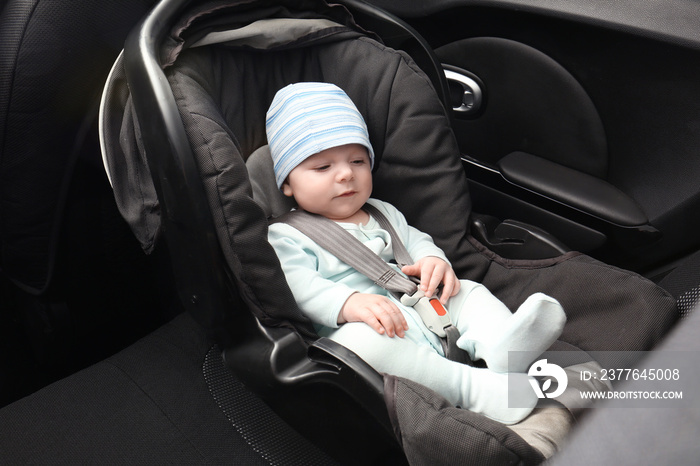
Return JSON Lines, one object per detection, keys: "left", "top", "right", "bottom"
{"left": 444, "top": 67, "right": 483, "bottom": 116}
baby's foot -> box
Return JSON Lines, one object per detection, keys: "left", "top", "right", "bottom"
{"left": 465, "top": 369, "right": 537, "bottom": 425}
{"left": 458, "top": 293, "right": 566, "bottom": 373}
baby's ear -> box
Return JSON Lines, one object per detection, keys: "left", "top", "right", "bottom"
{"left": 281, "top": 181, "right": 294, "bottom": 197}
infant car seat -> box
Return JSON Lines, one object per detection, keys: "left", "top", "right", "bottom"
{"left": 100, "top": 0, "right": 677, "bottom": 463}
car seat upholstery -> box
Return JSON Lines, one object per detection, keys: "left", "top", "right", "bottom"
{"left": 100, "top": 0, "right": 678, "bottom": 463}
{"left": 658, "top": 249, "right": 700, "bottom": 319}
{"left": 0, "top": 311, "right": 338, "bottom": 464}
{"left": 0, "top": 0, "right": 157, "bottom": 294}
{"left": 0, "top": 0, "right": 187, "bottom": 408}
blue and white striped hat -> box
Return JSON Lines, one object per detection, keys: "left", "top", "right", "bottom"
{"left": 266, "top": 82, "right": 374, "bottom": 188}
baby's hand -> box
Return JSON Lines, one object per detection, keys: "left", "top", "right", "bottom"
{"left": 401, "top": 257, "right": 460, "bottom": 304}
{"left": 339, "top": 293, "right": 409, "bottom": 338}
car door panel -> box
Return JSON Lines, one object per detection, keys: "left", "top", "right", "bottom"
{"left": 369, "top": 0, "right": 700, "bottom": 273}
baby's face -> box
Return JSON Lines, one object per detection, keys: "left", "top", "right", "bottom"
{"left": 282, "top": 143, "right": 372, "bottom": 223}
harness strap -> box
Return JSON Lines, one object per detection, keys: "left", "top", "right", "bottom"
{"left": 361, "top": 204, "right": 413, "bottom": 268}
{"left": 274, "top": 204, "right": 469, "bottom": 363}
{"left": 278, "top": 208, "right": 417, "bottom": 296}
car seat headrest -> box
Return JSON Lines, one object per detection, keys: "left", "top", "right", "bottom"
{"left": 246, "top": 145, "right": 296, "bottom": 218}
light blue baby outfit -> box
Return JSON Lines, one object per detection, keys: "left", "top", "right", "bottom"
{"left": 269, "top": 198, "right": 566, "bottom": 424}
{"left": 269, "top": 198, "right": 447, "bottom": 352}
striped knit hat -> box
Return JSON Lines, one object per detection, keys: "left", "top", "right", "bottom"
{"left": 266, "top": 82, "right": 375, "bottom": 188}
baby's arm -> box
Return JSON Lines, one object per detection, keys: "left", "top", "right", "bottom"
{"left": 269, "top": 224, "right": 356, "bottom": 328}
{"left": 269, "top": 222, "right": 408, "bottom": 337}
{"left": 339, "top": 293, "right": 409, "bottom": 338}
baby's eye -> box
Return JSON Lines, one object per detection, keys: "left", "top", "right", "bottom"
{"left": 351, "top": 159, "right": 366, "bottom": 165}
{"left": 314, "top": 164, "right": 331, "bottom": 171}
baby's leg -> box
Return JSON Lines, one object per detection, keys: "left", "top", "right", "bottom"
{"left": 330, "top": 322, "right": 536, "bottom": 425}
{"left": 451, "top": 282, "right": 566, "bottom": 373}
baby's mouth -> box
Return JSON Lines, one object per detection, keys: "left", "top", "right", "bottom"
{"left": 337, "top": 190, "right": 356, "bottom": 198}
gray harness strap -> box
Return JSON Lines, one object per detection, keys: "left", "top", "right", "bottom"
{"left": 274, "top": 204, "right": 470, "bottom": 364}
{"left": 279, "top": 207, "right": 417, "bottom": 296}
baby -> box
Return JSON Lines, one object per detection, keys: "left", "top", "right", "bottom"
{"left": 266, "top": 82, "right": 566, "bottom": 424}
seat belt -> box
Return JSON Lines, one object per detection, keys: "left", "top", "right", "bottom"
{"left": 274, "top": 204, "right": 471, "bottom": 364}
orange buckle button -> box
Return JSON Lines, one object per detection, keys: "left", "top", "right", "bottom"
{"left": 429, "top": 298, "right": 447, "bottom": 316}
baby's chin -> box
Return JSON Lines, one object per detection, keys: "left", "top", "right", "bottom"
{"left": 326, "top": 207, "right": 370, "bottom": 224}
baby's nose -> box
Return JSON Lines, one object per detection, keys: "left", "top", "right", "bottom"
{"left": 336, "top": 163, "right": 354, "bottom": 180}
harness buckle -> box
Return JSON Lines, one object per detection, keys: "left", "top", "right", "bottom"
{"left": 400, "top": 289, "right": 453, "bottom": 338}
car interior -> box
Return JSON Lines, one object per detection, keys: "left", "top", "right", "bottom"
{"left": 1, "top": 0, "right": 699, "bottom": 464}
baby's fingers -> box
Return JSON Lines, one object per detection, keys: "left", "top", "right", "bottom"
{"left": 424, "top": 263, "right": 444, "bottom": 298}
{"left": 374, "top": 300, "right": 408, "bottom": 338}
{"left": 439, "top": 270, "right": 460, "bottom": 304}
{"left": 363, "top": 314, "right": 388, "bottom": 336}
{"left": 401, "top": 263, "right": 420, "bottom": 278}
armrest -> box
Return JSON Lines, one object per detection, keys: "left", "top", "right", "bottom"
{"left": 224, "top": 316, "right": 395, "bottom": 441}
{"left": 498, "top": 152, "right": 648, "bottom": 227}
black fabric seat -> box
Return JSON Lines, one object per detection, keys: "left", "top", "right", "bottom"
{"left": 0, "top": 0, "right": 174, "bottom": 406}
{"left": 0, "top": 312, "right": 337, "bottom": 464}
